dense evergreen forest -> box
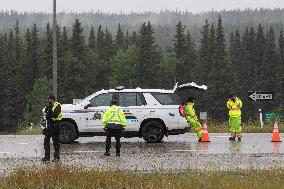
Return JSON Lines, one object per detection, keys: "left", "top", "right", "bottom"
{"left": 0, "top": 9, "right": 283, "bottom": 131}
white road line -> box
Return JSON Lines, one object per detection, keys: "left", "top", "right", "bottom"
{"left": 171, "top": 150, "right": 206, "bottom": 152}
{"left": 73, "top": 151, "right": 101, "bottom": 153}
{"left": 16, "top": 143, "right": 29, "bottom": 145}
{"left": 0, "top": 152, "right": 11, "bottom": 154}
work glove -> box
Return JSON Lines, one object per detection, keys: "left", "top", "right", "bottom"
{"left": 42, "top": 128, "right": 47, "bottom": 135}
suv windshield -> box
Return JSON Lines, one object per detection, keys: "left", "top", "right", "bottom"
{"left": 151, "top": 93, "right": 181, "bottom": 105}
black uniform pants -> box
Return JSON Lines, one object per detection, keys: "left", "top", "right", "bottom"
{"left": 44, "top": 123, "right": 60, "bottom": 158}
{"left": 105, "top": 129, "right": 122, "bottom": 153}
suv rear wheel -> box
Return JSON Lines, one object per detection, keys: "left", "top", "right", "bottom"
{"left": 58, "top": 121, "right": 78, "bottom": 144}
{"left": 141, "top": 120, "right": 165, "bottom": 143}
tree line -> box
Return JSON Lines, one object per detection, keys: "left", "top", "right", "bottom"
{"left": 0, "top": 15, "right": 283, "bottom": 131}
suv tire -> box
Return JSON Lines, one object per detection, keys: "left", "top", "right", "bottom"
{"left": 58, "top": 121, "right": 78, "bottom": 144}
{"left": 141, "top": 120, "right": 165, "bottom": 143}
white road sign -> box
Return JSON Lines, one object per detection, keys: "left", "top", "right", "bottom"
{"left": 248, "top": 92, "right": 274, "bottom": 101}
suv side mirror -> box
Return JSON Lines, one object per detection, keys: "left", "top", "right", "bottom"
{"left": 84, "top": 103, "right": 91, "bottom": 109}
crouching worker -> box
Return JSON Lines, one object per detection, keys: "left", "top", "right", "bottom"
{"left": 185, "top": 97, "right": 203, "bottom": 142}
{"left": 102, "top": 99, "right": 126, "bottom": 157}
{"left": 42, "top": 95, "right": 62, "bottom": 162}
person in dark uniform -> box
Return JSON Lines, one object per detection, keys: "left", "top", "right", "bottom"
{"left": 42, "top": 95, "right": 62, "bottom": 162}
{"left": 102, "top": 99, "right": 126, "bottom": 157}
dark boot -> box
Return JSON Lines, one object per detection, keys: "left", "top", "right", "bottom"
{"left": 52, "top": 154, "right": 60, "bottom": 162}
{"left": 198, "top": 138, "right": 202, "bottom": 142}
{"left": 237, "top": 137, "right": 242, "bottom": 141}
{"left": 116, "top": 148, "right": 120, "bottom": 157}
{"left": 229, "top": 137, "right": 235, "bottom": 141}
{"left": 41, "top": 157, "right": 50, "bottom": 162}
{"left": 104, "top": 151, "right": 110, "bottom": 156}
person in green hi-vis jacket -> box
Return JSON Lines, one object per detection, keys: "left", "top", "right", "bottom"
{"left": 227, "top": 93, "right": 243, "bottom": 141}
{"left": 185, "top": 97, "right": 203, "bottom": 142}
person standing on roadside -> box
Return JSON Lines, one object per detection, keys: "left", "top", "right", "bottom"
{"left": 102, "top": 99, "right": 126, "bottom": 157}
{"left": 42, "top": 95, "right": 62, "bottom": 162}
{"left": 227, "top": 93, "right": 242, "bottom": 141}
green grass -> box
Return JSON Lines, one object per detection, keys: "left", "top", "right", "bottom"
{"left": 17, "top": 126, "right": 42, "bottom": 135}
{"left": 0, "top": 126, "right": 42, "bottom": 135}
{"left": 0, "top": 166, "right": 283, "bottom": 189}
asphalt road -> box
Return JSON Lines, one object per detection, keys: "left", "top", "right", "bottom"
{"left": 0, "top": 133, "right": 283, "bottom": 174}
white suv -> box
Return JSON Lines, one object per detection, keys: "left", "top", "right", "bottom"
{"left": 41, "top": 82, "right": 207, "bottom": 143}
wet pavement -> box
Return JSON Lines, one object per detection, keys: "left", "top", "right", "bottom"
{"left": 0, "top": 133, "right": 283, "bottom": 174}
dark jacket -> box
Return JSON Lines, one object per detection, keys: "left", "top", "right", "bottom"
{"left": 45, "top": 103, "right": 61, "bottom": 125}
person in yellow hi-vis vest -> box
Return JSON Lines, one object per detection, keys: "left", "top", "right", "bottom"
{"left": 102, "top": 99, "right": 126, "bottom": 157}
{"left": 185, "top": 97, "right": 203, "bottom": 142}
{"left": 42, "top": 95, "right": 62, "bottom": 162}
{"left": 227, "top": 93, "right": 243, "bottom": 141}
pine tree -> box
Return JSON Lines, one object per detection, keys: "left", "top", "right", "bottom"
{"left": 278, "top": 29, "right": 284, "bottom": 108}
{"left": 125, "top": 30, "right": 129, "bottom": 50}
{"left": 23, "top": 77, "right": 51, "bottom": 125}
{"left": 208, "top": 23, "right": 216, "bottom": 71}
{"left": 173, "top": 21, "right": 186, "bottom": 59}
{"left": 198, "top": 19, "right": 210, "bottom": 84}
{"left": 210, "top": 15, "right": 228, "bottom": 119}
{"left": 88, "top": 26, "right": 96, "bottom": 51}
{"left": 97, "top": 25, "right": 105, "bottom": 60}
{"left": 2, "top": 30, "right": 19, "bottom": 131}
{"left": 42, "top": 23, "right": 53, "bottom": 79}
{"left": 116, "top": 23, "right": 125, "bottom": 51}
{"left": 31, "top": 24, "right": 41, "bottom": 79}
{"left": 70, "top": 18, "right": 86, "bottom": 97}
{"left": 173, "top": 21, "right": 187, "bottom": 82}
{"left": 255, "top": 24, "right": 266, "bottom": 87}
{"left": 71, "top": 19, "right": 85, "bottom": 59}
{"left": 264, "top": 26, "right": 277, "bottom": 90}
{"left": 183, "top": 30, "right": 197, "bottom": 82}
{"left": 61, "top": 26, "right": 69, "bottom": 52}
{"left": 136, "top": 21, "right": 160, "bottom": 88}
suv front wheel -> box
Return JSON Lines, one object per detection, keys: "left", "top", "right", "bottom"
{"left": 141, "top": 120, "right": 165, "bottom": 143}
{"left": 58, "top": 121, "right": 78, "bottom": 144}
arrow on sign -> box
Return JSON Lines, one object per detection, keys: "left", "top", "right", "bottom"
{"left": 248, "top": 92, "right": 274, "bottom": 101}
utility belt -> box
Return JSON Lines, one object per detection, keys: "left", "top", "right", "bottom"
{"left": 106, "top": 123, "right": 124, "bottom": 130}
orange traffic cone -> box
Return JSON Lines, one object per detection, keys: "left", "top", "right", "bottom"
{"left": 201, "top": 121, "right": 211, "bottom": 142}
{"left": 271, "top": 121, "right": 282, "bottom": 142}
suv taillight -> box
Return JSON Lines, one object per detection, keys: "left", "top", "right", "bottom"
{"left": 179, "top": 105, "right": 186, "bottom": 117}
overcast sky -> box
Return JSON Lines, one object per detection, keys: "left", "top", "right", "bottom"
{"left": 2, "top": 0, "right": 284, "bottom": 13}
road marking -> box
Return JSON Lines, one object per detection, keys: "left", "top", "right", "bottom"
{"left": 210, "top": 136, "right": 228, "bottom": 138}
{"left": 0, "top": 152, "right": 10, "bottom": 154}
{"left": 74, "top": 151, "right": 101, "bottom": 153}
{"left": 35, "top": 138, "right": 43, "bottom": 140}
{"left": 171, "top": 150, "right": 206, "bottom": 152}
{"left": 16, "top": 143, "right": 29, "bottom": 145}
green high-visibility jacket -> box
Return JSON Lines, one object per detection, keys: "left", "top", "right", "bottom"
{"left": 102, "top": 105, "right": 126, "bottom": 128}
{"left": 51, "top": 102, "right": 62, "bottom": 121}
{"left": 227, "top": 98, "right": 242, "bottom": 117}
{"left": 185, "top": 103, "right": 198, "bottom": 120}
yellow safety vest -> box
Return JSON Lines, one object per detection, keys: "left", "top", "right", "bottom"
{"left": 52, "top": 102, "right": 62, "bottom": 121}
{"left": 227, "top": 98, "right": 242, "bottom": 117}
{"left": 102, "top": 105, "right": 126, "bottom": 128}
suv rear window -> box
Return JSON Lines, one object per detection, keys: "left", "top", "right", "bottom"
{"left": 151, "top": 93, "right": 181, "bottom": 105}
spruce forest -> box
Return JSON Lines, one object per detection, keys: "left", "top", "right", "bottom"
{"left": 0, "top": 9, "right": 283, "bottom": 131}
